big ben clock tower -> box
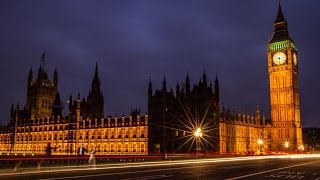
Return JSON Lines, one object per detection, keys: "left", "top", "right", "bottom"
{"left": 267, "top": 2, "right": 303, "bottom": 151}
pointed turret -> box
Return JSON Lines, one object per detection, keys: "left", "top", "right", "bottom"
{"left": 91, "top": 62, "right": 101, "bottom": 92}
{"left": 270, "top": 1, "right": 292, "bottom": 43}
{"left": 37, "top": 51, "right": 46, "bottom": 80}
{"left": 52, "top": 92, "right": 62, "bottom": 116}
{"left": 87, "top": 63, "right": 104, "bottom": 119}
{"left": 53, "top": 68, "right": 58, "bottom": 86}
{"left": 215, "top": 74, "right": 219, "bottom": 98}
{"left": 202, "top": 70, "right": 207, "bottom": 87}
{"left": 176, "top": 81, "right": 180, "bottom": 97}
{"left": 185, "top": 73, "right": 190, "bottom": 96}
{"left": 148, "top": 78, "right": 152, "bottom": 97}
{"left": 162, "top": 76, "right": 167, "bottom": 92}
{"left": 38, "top": 64, "right": 43, "bottom": 79}
{"left": 41, "top": 50, "right": 46, "bottom": 69}
{"left": 94, "top": 62, "right": 99, "bottom": 80}
{"left": 10, "top": 104, "right": 14, "bottom": 115}
{"left": 274, "top": 1, "right": 285, "bottom": 24}
{"left": 28, "top": 67, "right": 33, "bottom": 85}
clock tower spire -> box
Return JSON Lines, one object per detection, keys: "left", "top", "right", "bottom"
{"left": 267, "top": 2, "right": 302, "bottom": 151}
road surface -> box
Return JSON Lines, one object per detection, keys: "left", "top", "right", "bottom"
{"left": 1, "top": 154, "right": 320, "bottom": 180}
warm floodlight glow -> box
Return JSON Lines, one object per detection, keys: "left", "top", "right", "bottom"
{"left": 284, "top": 141, "right": 289, "bottom": 148}
{"left": 257, "top": 139, "right": 263, "bottom": 145}
{"left": 299, "top": 145, "right": 304, "bottom": 151}
{"left": 194, "top": 128, "right": 202, "bottom": 137}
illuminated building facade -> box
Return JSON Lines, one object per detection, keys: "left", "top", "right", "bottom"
{"left": 0, "top": 58, "right": 148, "bottom": 155}
{"left": 148, "top": 74, "right": 271, "bottom": 154}
{"left": 148, "top": 72, "right": 220, "bottom": 153}
{"left": 0, "top": 3, "right": 303, "bottom": 156}
{"left": 148, "top": 2, "right": 303, "bottom": 154}
{"left": 267, "top": 3, "right": 303, "bottom": 150}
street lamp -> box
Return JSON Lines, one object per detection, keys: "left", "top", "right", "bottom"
{"left": 194, "top": 128, "right": 202, "bottom": 158}
{"left": 257, "top": 139, "right": 263, "bottom": 155}
{"left": 284, "top": 141, "right": 289, "bottom": 153}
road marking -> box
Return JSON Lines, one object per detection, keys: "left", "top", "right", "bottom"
{"left": 218, "top": 165, "right": 244, "bottom": 170}
{"left": 226, "top": 160, "right": 320, "bottom": 180}
{"left": 120, "top": 174, "right": 173, "bottom": 180}
{"left": 37, "top": 167, "right": 181, "bottom": 180}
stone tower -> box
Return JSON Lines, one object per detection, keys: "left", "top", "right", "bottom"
{"left": 26, "top": 51, "right": 58, "bottom": 118}
{"left": 86, "top": 63, "right": 104, "bottom": 119}
{"left": 267, "top": 2, "right": 303, "bottom": 151}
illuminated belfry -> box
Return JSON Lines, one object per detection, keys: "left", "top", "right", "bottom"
{"left": 267, "top": 2, "right": 303, "bottom": 150}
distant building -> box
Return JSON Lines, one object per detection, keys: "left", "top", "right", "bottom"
{"left": 302, "top": 128, "right": 320, "bottom": 152}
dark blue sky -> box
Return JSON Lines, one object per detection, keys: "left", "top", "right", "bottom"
{"left": 0, "top": 0, "right": 319, "bottom": 127}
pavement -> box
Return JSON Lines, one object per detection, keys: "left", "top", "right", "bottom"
{"left": 1, "top": 154, "right": 320, "bottom": 180}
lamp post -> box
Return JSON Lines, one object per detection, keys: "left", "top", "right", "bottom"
{"left": 257, "top": 139, "right": 263, "bottom": 155}
{"left": 194, "top": 128, "right": 202, "bottom": 158}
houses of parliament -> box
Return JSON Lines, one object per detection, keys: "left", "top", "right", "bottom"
{"left": 0, "top": 3, "right": 303, "bottom": 155}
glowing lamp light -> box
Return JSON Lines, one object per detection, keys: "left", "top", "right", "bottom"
{"left": 299, "top": 145, "right": 304, "bottom": 151}
{"left": 257, "top": 139, "right": 263, "bottom": 145}
{"left": 194, "top": 128, "right": 202, "bottom": 137}
{"left": 284, "top": 141, "right": 289, "bottom": 148}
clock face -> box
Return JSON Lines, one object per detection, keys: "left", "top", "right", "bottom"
{"left": 293, "top": 53, "right": 297, "bottom": 66}
{"left": 273, "top": 52, "right": 287, "bottom": 65}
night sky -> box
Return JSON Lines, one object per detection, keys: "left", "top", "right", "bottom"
{"left": 0, "top": 1, "right": 319, "bottom": 127}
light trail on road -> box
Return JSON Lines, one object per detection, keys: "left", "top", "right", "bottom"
{"left": 1, "top": 154, "right": 320, "bottom": 178}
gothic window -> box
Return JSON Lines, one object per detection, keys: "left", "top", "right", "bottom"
{"left": 111, "top": 129, "right": 115, "bottom": 138}
{"left": 111, "top": 144, "right": 114, "bottom": 152}
{"left": 118, "top": 144, "right": 121, "bottom": 152}
{"left": 118, "top": 128, "right": 122, "bottom": 138}
{"left": 133, "top": 128, "right": 137, "bottom": 138}
{"left": 141, "top": 128, "right": 145, "bottom": 138}
{"left": 125, "top": 128, "right": 129, "bottom": 138}
{"left": 125, "top": 144, "right": 128, "bottom": 152}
